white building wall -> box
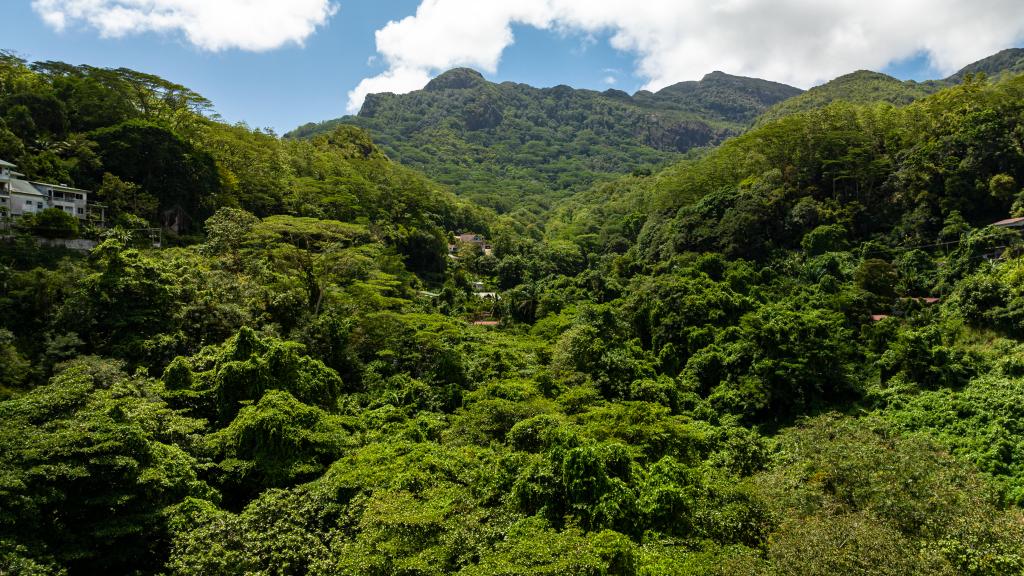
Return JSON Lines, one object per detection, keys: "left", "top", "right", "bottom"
{"left": 30, "top": 183, "right": 89, "bottom": 220}
{"left": 12, "top": 194, "right": 45, "bottom": 216}
{"left": 0, "top": 160, "right": 94, "bottom": 223}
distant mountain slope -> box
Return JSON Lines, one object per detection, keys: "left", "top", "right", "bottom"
{"left": 946, "top": 47, "right": 1024, "bottom": 82}
{"left": 759, "top": 48, "right": 1024, "bottom": 124}
{"left": 757, "top": 71, "right": 942, "bottom": 125}
{"left": 633, "top": 70, "right": 803, "bottom": 125}
{"left": 287, "top": 69, "right": 800, "bottom": 216}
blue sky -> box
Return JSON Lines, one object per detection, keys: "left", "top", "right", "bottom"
{"left": 7, "top": 1, "right": 1023, "bottom": 132}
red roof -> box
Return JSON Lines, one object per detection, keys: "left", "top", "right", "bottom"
{"left": 993, "top": 217, "right": 1024, "bottom": 227}
{"left": 472, "top": 320, "right": 500, "bottom": 327}
{"left": 902, "top": 297, "right": 941, "bottom": 304}
{"left": 870, "top": 314, "right": 891, "bottom": 322}
{"left": 457, "top": 232, "right": 485, "bottom": 243}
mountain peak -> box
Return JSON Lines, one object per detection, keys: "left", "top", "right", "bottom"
{"left": 829, "top": 70, "right": 902, "bottom": 83}
{"left": 701, "top": 70, "right": 731, "bottom": 80}
{"left": 425, "top": 68, "right": 488, "bottom": 91}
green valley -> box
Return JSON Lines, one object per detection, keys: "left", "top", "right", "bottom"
{"left": 4, "top": 45, "right": 1024, "bottom": 576}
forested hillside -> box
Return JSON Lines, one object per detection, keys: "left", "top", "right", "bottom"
{"left": 947, "top": 47, "right": 1024, "bottom": 82}
{"left": 288, "top": 68, "right": 801, "bottom": 220}
{"left": 5, "top": 48, "right": 1024, "bottom": 576}
{"left": 758, "top": 49, "right": 1024, "bottom": 124}
{"left": 754, "top": 70, "right": 942, "bottom": 124}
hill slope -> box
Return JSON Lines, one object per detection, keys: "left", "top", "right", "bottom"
{"left": 946, "top": 47, "right": 1024, "bottom": 82}
{"left": 756, "top": 70, "right": 941, "bottom": 124}
{"left": 288, "top": 69, "right": 801, "bottom": 216}
{"left": 759, "top": 48, "right": 1024, "bottom": 124}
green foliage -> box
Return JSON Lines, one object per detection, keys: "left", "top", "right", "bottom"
{"left": 802, "top": 224, "right": 848, "bottom": 256}
{"left": 710, "top": 303, "right": 854, "bottom": 420}
{"left": 464, "top": 518, "right": 637, "bottom": 576}
{"left": 209, "top": 389, "right": 351, "bottom": 499}
{"left": 200, "top": 206, "right": 261, "bottom": 255}
{"left": 1, "top": 91, "right": 69, "bottom": 141}
{"left": 19, "top": 207, "right": 79, "bottom": 239}
{"left": 96, "top": 172, "right": 157, "bottom": 224}
{"left": 0, "top": 359, "right": 210, "bottom": 573}
{"left": 173, "top": 327, "right": 344, "bottom": 423}
{"left": 0, "top": 328, "right": 30, "bottom": 395}
{"left": 754, "top": 415, "right": 1024, "bottom": 575}
{"left": 561, "top": 74, "right": 1024, "bottom": 267}
{"left": 854, "top": 258, "right": 897, "bottom": 297}
{"left": 90, "top": 120, "right": 221, "bottom": 226}
{"left": 60, "top": 238, "right": 175, "bottom": 362}
{"left": 757, "top": 49, "right": 1024, "bottom": 126}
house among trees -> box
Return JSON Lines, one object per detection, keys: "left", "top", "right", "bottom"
{"left": 0, "top": 159, "right": 103, "bottom": 225}
{"left": 450, "top": 232, "right": 494, "bottom": 256}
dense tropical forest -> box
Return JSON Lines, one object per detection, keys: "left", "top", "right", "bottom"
{"left": 4, "top": 44, "right": 1024, "bottom": 575}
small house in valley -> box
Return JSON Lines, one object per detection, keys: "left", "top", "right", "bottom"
{"left": 451, "top": 231, "right": 493, "bottom": 256}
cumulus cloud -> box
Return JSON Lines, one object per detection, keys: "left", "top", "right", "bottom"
{"left": 346, "top": 0, "right": 552, "bottom": 112}
{"left": 347, "top": 0, "right": 1024, "bottom": 112}
{"left": 32, "top": 0, "right": 337, "bottom": 52}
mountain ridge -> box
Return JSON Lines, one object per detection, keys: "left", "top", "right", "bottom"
{"left": 288, "top": 48, "right": 1024, "bottom": 217}
{"left": 289, "top": 69, "right": 801, "bottom": 215}
{"left": 758, "top": 49, "right": 1024, "bottom": 123}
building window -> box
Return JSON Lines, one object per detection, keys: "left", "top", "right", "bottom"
{"left": 37, "top": 202, "right": 43, "bottom": 208}
{"left": 77, "top": 207, "right": 84, "bottom": 214}
{"left": 25, "top": 200, "right": 32, "bottom": 207}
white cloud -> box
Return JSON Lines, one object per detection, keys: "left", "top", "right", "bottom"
{"left": 32, "top": 0, "right": 338, "bottom": 52}
{"left": 346, "top": 66, "right": 434, "bottom": 116}
{"left": 347, "top": 0, "right": 1024, "bottom": 112}
{"left": 346, "top": 0, "right": 553, "bottom": 111}
{"left": 603, "top": 75, "right": 617, "bottom": 85}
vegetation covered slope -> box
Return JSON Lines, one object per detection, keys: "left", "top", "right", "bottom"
{"left": 758, "top": 48, "right": 1024, "bottom": 124}
{"left": 287, "top": 68, "right": 801, "bottom": 218}
{"left": 755, "top": 70, "right": 941, "bottom": 124}
{"left": 947, "top": 47, "right": 1024, "bottom": 82}
{"left": 551, "top": 72, "right": 1024, "bottom": 257}
{"left": 6, "top": 53, "right": 1024, "bottom": 576}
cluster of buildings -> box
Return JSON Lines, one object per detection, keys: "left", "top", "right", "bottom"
{"left": 0, "top": 159, "right": 102, "bottom": 226}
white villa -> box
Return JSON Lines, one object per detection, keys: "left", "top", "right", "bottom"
{"left": 0, "top": 158, "right": 101, "bottom": 224}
